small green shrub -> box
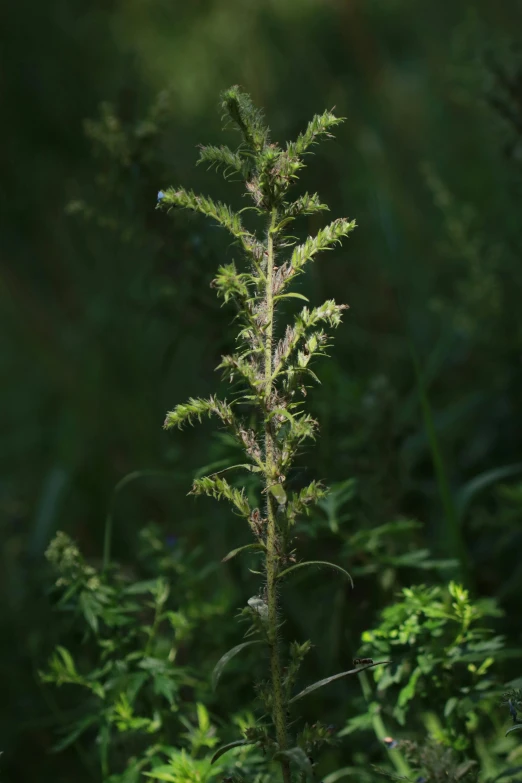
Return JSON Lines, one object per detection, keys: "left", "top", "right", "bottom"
{"left": 357, "top": 582, "right": 504, "bottom": 750}
{"left": 41, "top": 527, "right": 245, "bottom": 782}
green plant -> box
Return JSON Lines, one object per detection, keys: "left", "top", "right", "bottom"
{"left": 355, "top": 582, "right": 505, "bottom": 751}
{"left": 41, "top": 527, "right": 244, "bottom": 783}
{"left": 156, "top": 85, "right": 389, "bottom": 783}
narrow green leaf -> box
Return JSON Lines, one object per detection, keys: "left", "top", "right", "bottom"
{"left": 51, "top": 715, "right": 97, "bottom": 753}
{"left": 288, "top": 661, "right": 391, "bottom": 704}
{"left": 124, "top": 580, "right": 161, "bottom": 595}
{"left": 506, "top": 724, "right": 522, "bottom": 736}
{"left": 56, "top": 646, "right": 77, "bottom": 676}
{"left": 456, "top": 462, "right": 522, "bottom": 521}
{"left": 492, "top": 766, "right": 522, "bottom": 781}
{"left": 211, "top": 740, "right": 253, "bottom": 764}
{"left": 90, "top": 681, "right": 105, "bottom": 699}
{"left": 103, "top": 469, "right": 177, "bottom": 571}
{"left": 273, "top": 747, "right": 313, "bottom": 778}
{"left": 444, "top": 696, "right": 458, "bottom": 717}
{"left": 274, "top": 292, "right": 310, "bottom": 303}
{"left": 398, "top": 666, "right": 421, "bottom": 708}
{"left": 212, "top": 641, "right": 263, "bottom": 691}
{"left": 222, "top": 543, "right": 265, "bottom": 563}
{"left": 194, "top": 458, "right": 233, "bottom": 478}
{"left": 212, "top": 463, "right": 262, "bottom": 476}
{"left": 301, "top": 367, "right": 321, "bottom": 385}
{"left": 408, "top": 340, "right": 467, "bottom": 581}
{"left": 269, "top": 483, "right": 287, "bottom": 504}
{"left": 277, "top": 560, "right": 354, "bottom": 588}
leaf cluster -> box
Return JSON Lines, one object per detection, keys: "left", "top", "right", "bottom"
{"left": 41, "top": 530, "right": 231, "bottom": 782}
{"left": 358, "top": 582, "right": 506, "bottom": 748}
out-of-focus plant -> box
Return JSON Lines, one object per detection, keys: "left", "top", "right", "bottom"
{"left": 355, "top": 582, "right": 504, "bottom": 752}
{"left": 376, "top": 737, "right": 479, "bottom": 783}
{"left": 423, "top": 164, "right": 502, "bottom": 343}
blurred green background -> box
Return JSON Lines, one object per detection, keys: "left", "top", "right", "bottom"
{"left": 2, "top": 1, "right": 522, "bottom": 780}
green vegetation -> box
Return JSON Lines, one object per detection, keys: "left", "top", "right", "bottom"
{"left": 2, "top": 2, "right": 522, "bottom": 782}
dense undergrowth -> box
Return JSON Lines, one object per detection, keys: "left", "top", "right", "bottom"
{"left": 2, "top": 3, "right": 522, "bottom": 783}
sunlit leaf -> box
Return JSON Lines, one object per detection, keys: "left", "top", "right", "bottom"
{"left": 269, "top": 483, "right": 287, "bottom": 504}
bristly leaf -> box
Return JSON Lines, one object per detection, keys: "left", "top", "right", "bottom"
{"left": 277, "top": 413, "right": 320, "bottom": 470}
{"left": 220, "top": 85, "right": 269, "bottom": 152}
{"left": 284, "top": 192, "right": 329, "bottom": 219}
{"left": 287, "top": 481, "right": 329, "bottom": 522}
{"left": 210, "top": 262, "right": 252, "bottom": 305}
{"left": 297, "top": 300, "right": 349, "bottom": 330}
{"left": 190, "top": 475, "right": 252, "bottom": 518}
{"left": 197, "top": 144, "right": 246, "bottom": 178}
{"left": 290, "top": 218, "right": 357, "bottom": 275}
{"left": 157, "top": 187, "right": 257, "bottom": 254}
{"left": 286, "top": 110, "right": 344, "bottom": 158}
{"left": 163, "top": 396, "right": 235, "bottom": 430}
{"left": 272, "top": 302, "right": 348, "bottom": 380}
{"left": 217, "top": 353, "right": 263, "bottom": 393}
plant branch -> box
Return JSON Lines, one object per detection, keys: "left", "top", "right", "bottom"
{"left": 264, "top": 210, "right": 291, "bottom": 783}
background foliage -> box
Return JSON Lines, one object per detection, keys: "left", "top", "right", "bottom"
{"left": 2, "top": 1, "right": 522, "bottom": 781}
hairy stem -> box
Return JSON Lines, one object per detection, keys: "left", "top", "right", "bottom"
{"left": 264, "top": 210, "right": 291, "bottom": 783}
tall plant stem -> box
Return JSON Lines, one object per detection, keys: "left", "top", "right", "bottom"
{"left": 264, "top": 210, "right": 291, "bottom": 783}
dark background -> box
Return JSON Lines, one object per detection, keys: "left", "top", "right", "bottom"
{"left": 2, "top": 1, "right": 522, "bottom": 780}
